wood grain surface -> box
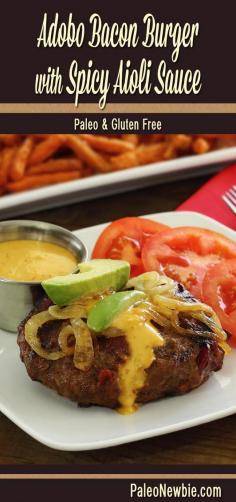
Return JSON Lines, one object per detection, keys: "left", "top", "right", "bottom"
{"left": 1, "top": 173, "right": 235, "bottom": 465}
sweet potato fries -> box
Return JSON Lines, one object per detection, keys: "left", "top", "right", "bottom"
{"left": 0, "top": 134, "right": 235, "bottom": 195}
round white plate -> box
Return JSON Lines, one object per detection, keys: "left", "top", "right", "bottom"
{"left": 0, "top": 211, "right": 235, "bottom": 451}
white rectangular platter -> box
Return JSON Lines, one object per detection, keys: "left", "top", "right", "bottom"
{"left": 0, "top": 211, "right": 236, "bottom": 451}
{"left": 0, "top": 147, "right": 236, "bottom": 218}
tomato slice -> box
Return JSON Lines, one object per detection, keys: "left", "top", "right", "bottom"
{"left": 202, "top": 259, "right": 236, "bottom": 343}
{"left": 141, "top": 227, "right": 236, "bottom": 299}
{"left": 92, "top": 217, "right": 169, "bottom": 277}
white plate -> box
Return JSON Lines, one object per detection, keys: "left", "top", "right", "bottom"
{"left": 1, "top": 147, "right": 236, "bottom": 218}
{"left": 0, "top": 211, "right": 236, "bottom": 451}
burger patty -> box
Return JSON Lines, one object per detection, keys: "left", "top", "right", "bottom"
{"left": 17, "top": 296, "right": 225, "bottom": 409}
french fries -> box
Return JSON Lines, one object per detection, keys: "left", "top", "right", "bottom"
{"left": 120, "top": 134, "right": 139, "bottom": 145}
{"left": 110, "top": 143, "right": 167, "bottom": 170}
{"left": 27, "top": 158, "right": 82, "bottom": 175}
{"left": 192, "top": 137, "right": 210, "bottom": 154}
{"left": 10, "top": 137, "right": 33, "bottom": 181}
{"left": 6, "top": 171, "right": 81, "bottom": 193}
{"left": 65, "top": 135, "right": 111, "bottom": 172}
{"left": 28, "top": 135, "right": 65, "bottom": 166}
{"left": 0, "top": 146, "right": 16, "bottom": 185}
{"left": 0, "top": 134, "right": 235, "bottom": 196}
{"left": 0, "top": 134, "right": 20, "bottom": 146}
{"left": 79, "top": 134, "right": 135, "bottom": 154}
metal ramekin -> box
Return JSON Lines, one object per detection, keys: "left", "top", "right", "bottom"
{"left": 0, "top": 220, "right": 88, "bottom": 332}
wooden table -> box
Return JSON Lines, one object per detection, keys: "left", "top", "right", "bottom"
{"left": 1, "top": 173, "right": 236, "bottom": 465}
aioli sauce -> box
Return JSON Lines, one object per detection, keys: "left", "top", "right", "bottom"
{"left": 112, "top": 305, "right": 164, "bottom": 414}
{"left": 0, "top": 240, "right": 78, "bottom": 282}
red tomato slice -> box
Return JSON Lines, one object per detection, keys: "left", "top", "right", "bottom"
{"left": 92, "top": 217, "right": 169, "bottom": 277}
{"left": 202, "top": 259, "right": 236, "bottom": 343}
{"left": 141, "top": 227, "right": 236, "bottom": 299}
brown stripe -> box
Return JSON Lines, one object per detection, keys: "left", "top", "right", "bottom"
{"left": 0, "top": 103, "right": 235, "bottom": 113}
{"left": 0, "top": 474, "right": 236, "bottom": 479}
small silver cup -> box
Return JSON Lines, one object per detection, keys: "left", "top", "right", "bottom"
{"left": 0, "top": 220, "right": 88, "bottom": 332}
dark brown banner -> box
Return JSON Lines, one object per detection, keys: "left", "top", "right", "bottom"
{"left": 0, "top": 0, "right": 235, "bottom": 104}
{"left": 0, "top": 0, "right": 235, "bottom": 131}
{"left": 1, "top": 113, "right": 236, "bottom": 133}
{"left": 0, "top": 469, "right": 235, "bottom": 502}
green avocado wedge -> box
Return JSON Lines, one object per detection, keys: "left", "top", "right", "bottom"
{"left": 87, "top": 290, "right": 146, "bottom": 332}
{"left": 42, "top": 259, "right": 130, "bottom": 306}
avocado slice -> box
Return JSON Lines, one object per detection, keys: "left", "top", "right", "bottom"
{"left": 87, "top": 290, "right": 146, "bottom": 332}
{"left": 42, "top": 259, "right": 130, "bottom": 306}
